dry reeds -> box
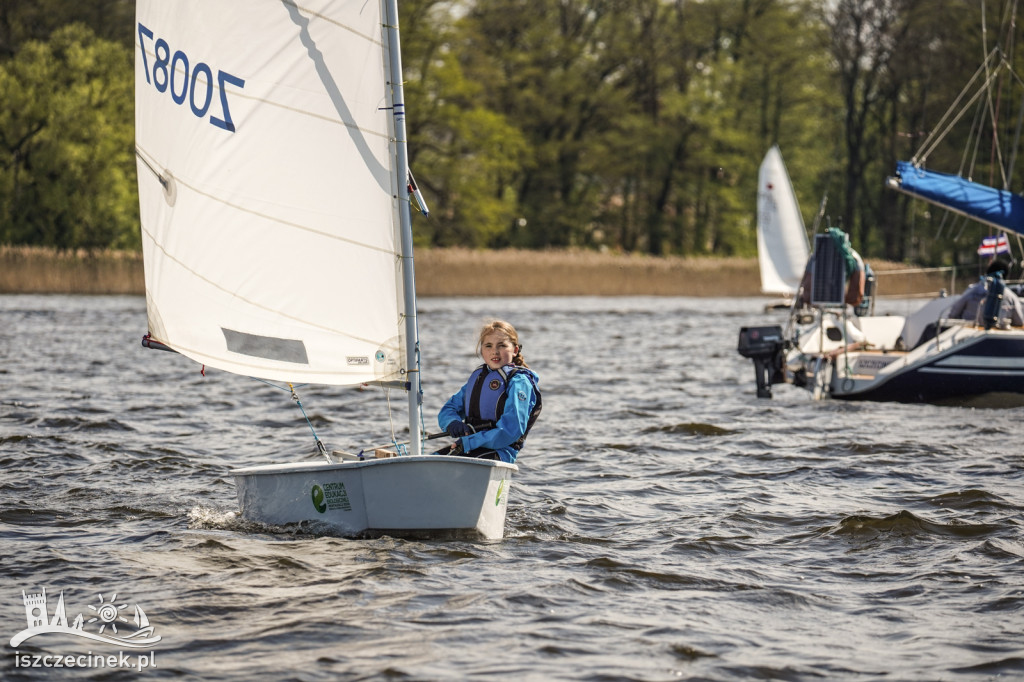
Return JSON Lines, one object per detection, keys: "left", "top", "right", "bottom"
{"left": 0, "top": 245, "right": 144, "bottom": 295}
{"left": 870, "top": 262, "right": 958, "bottom": 299}
{"left": 0, "top": 244, "right": 952, "bottom": 297}
{"left": 416, "top": 248, "right": 760, "bottom": 296}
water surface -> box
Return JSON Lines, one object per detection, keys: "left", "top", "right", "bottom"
{"left": 1, "top": 295, "right": 1022, "bottom": 680}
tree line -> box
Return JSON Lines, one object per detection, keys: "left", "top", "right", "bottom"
{"left": 2, "top": 0, "right": 1023, "bottom": 267}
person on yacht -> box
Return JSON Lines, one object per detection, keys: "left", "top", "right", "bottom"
{"left": 948, "top": 258, "right": 1024, "bottom": 327}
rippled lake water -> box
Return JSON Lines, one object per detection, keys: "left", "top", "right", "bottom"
{"left": 2, "top": 294, "right": 1023, "bottom": 681}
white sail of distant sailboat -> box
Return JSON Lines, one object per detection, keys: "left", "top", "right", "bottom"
{"left": 135, "top": 0, "right": 517, "bottom": 539}
{"left": 756, "top": 146, "right": 810, "bottom": 296}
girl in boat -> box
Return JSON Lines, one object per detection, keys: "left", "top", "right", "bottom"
{"left": 437, "top": 320, "right": 541, "bottom": 463}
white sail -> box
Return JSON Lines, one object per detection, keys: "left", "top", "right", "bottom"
{"left": 133, "top": 604, "right": 149, "bottom": 629}
{"left": 135, "top": 0, "right": 406, "bottom": 385}
{"left": 756, "top": 146, "right": 810, "bottom": 296}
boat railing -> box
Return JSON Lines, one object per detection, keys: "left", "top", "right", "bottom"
{"left": 873, "top": 265, "right": 957, "bottom": 300}
{"left": 932, "top": 317, "right": 973, "bottom": 352}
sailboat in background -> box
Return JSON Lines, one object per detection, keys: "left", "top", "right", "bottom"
{"left": 135, "top": 0, "right": 516, "bottom": 538}
{"left": 742, "top": 45, "right": 1024, "bottom": 406}
{"left": 756, "top": 146, "right": 810, "bottom": 307}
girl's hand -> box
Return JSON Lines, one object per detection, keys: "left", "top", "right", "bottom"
{"left": 446, "top": 421, "right": 471, "bottom": 437}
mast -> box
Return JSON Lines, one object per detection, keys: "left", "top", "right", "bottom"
{"left": 384, "top": 0, "right": 423, "bottom": 455}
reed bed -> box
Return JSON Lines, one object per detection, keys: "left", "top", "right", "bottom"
{"left": 870, "top": 262, "right": 959, "bottom": 298}
{"left": 1, "top": 245, "right": 951, "bottom": 297}
{"left": 0, "top": 246, "right": 144, "bottom": 295}
{"left": 417, "top": 248, "right": 760, "bottom": 296}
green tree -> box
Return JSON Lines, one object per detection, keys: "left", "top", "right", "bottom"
{"left": 598, "top": 0, "right": 836, "bottom": 257}
{"left": 0, "top": 0, "right": 134, "bottom": 59}
{"left": 828, "top": 0, "right": 1021, "bottom": 266}
{"left": 0, "top": 23, "right": 137, "bottom": 249}
{"left": 459, "top": 0, "right": 633, "bottom": 249}
{"left": 736, "top": 0, "right": 840, "bottom": 247}
{"left": 400, "top": 0, "right": 527, "bottom": 248}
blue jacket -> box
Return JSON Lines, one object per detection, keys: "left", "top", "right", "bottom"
{"left": 438, "top": 365, "right": 540, "bottom": 463}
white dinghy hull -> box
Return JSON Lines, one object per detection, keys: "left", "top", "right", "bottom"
{"left": 232, "top": 456, "right": 517, "bottom": 540}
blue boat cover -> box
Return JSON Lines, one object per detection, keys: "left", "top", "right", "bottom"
{"left": 891, "top": 161, "right": 1024, "bottom": 236}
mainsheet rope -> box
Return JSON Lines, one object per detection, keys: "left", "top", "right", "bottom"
{"left": 252, "top": 379, "right": 332, "bottom": 463}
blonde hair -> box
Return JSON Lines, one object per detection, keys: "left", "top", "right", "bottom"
{"left": 476, "top": 319, "right": 528, "bottom": 368}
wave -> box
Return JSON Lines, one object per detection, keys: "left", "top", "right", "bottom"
{"left": 832, "top": 509, "right": 1000, "bottom": 538}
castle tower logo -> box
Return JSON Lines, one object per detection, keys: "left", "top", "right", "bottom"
{"left": 10, "top": 587, "right": 161, "bottom": 649}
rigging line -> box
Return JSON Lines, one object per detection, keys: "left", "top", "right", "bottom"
{"left": 134, "top": 147, "right": 162, "bottom": 183}
{"left": 915, "top": 49, "right": 1002, "bottom": 163}
{"left": 1008, "top": 87, "right": 1024, "bottom": 187}
{"left": 290, "top": 382, "right": 333, "bottom": 463}
{"left": 982, "top": 45, "right": 1009, "bottom": 189}
{"left": 953, "top": 213, "right": 970, "bottom": 241}
{"left": 993, "top": 53, "right": 1024, "bottom": 188}
{"left": 982, "top": 0, "right": 989, "bottom": 65}
{"left": 253, "top": 377, "right": 310, "bottom": 392}
{"left": 915, "top": 48, "right": 997, "bottom": 160}
{"left": 998, "top": 56, "right": 1024, "bottom": 90}
{"left": 381, "top": 384, "right": 404, "bottom": 455}
{"left": 413, "top": 320, "right": 426, "bottom": 451}
{"left": 284, "top": 0, "right": 383, "bottom": 46}
{"left": 958, "top": 92, "right": 987, "bottom": 184}
{"left": 252, "top": 378, "right": 331, "bottom": 463}
{"left": 935, "top": 208, "right": 949, "bottom": 241}
{"left": 1003, "top": 0, "right": 1019, "bottom": 72}
{"left": 1011, "top": 0, "right": 1020, "bottom": 65}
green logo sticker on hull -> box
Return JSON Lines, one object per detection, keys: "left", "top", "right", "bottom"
{"left": 311, "top": 482, "right": 353, "bottom": 513}
{"left": 311, "top": 485, "right": 327, "bottom": 513}
{"left": 495, "top": 479, "right": 506, "bottom": 506}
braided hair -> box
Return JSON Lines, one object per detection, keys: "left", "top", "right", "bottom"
{"left": 476, "top": 320, "right": 528, "bottom": 368}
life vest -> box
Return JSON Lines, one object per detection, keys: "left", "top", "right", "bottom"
{"left": 464, "top": 364, "right": 542, "bottom": 451}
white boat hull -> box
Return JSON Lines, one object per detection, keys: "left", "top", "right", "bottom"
{"left": 232, "top": 456, "right": 517, "bottom": 540}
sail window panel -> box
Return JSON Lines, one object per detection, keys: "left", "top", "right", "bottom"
{"left": 145, "top": 212, "right": 406, "bottom": 383}
{"left": 139, "top": 166, "right": 406, "bottom": 384}
{"left": 222, "top": 329, "right": 309, "bottom": 365}
{"left": 150, "top": 264, "right": 406, "bottom": 385}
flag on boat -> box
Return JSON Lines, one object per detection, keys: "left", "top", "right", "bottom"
{"left": 977, "top": 234, "right": 1010, "bottom": 256}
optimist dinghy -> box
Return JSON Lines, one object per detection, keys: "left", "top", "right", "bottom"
{"left": 135, "top": 0, "right": 515, "bottom": 539}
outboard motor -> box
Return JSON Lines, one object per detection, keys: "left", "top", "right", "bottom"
{"left": 982, "top": 273, "right": 1006, "bottom": 330}
{"left": 738, "top": 325, "right": 785, "bottom": 398}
